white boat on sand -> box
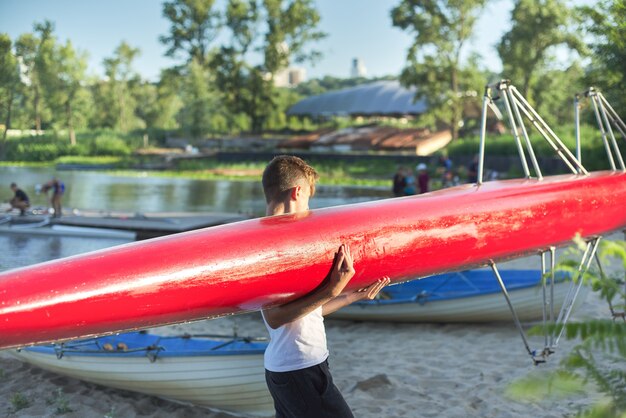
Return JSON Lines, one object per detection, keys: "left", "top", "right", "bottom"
{"left": 10, "top": 331, "right": 274, "bottom": 417}
{"left": 331, "top": 269, "right": 588, "bottom": 323}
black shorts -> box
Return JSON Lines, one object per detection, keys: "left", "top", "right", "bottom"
{"left": 265, "top": 360, "right": 354, "bottom": 418}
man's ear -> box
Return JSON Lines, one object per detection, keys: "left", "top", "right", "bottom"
{"left": 290, "top": 185, "right": 301, "bottom": 201}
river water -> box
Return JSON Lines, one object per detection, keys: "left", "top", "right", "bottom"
{"left": 0, "top": 166, "right": 390, "bottom": 271}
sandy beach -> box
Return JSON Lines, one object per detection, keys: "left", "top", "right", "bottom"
{"left": 0, "top": 251, "right": 621, "bottom": 418}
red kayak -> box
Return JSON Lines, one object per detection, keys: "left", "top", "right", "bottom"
{"left": 1, "top": 171, "right": 626, "bottom": 349}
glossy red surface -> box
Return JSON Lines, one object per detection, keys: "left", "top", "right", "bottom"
{"left": 1, "top": 171, "right": 626, "bottom": 349}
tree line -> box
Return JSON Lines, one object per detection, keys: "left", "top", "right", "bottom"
{"left": 0, "top": 0, "right": 623, "bottom": 155}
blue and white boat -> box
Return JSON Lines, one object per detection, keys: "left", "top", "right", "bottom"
{"left": 10, "top": 331, "right": 273, "bottom": 417}
{"left": 332, "top": 269, "right": 588, "bottom": 323}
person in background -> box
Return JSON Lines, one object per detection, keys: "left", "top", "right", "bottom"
{"left": 439, "top": 154, "right": 452, "bottom": 172}
{"left": 467, "top": 155, "right": 479, "bottom": 184}
{"left": 261, "top": 155, "right": 390, "bottom": 418}
{"left": 403, "top": 167, "right": 416, "bottom": 196}
{"left": 7, "top": 183, "right": 30, "bottom": 215}
{"left": 438, "top": 154, "right": 454, "bottom": 188}
{"left": 392, "top": 166, "right": 407, "bottom": 197}
{"left": 41, "top": 178, "right": 65, "bottom": 218}
{"left": 416, "top": 163, "right": 430, "bottom": 194}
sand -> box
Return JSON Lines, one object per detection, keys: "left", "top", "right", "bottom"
{"left": 1, "top": 247, "right": 622, "bottom": 418}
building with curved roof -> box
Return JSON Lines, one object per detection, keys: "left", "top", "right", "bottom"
{"left": 287, "top": 80, "right": 428, "bottom": 117}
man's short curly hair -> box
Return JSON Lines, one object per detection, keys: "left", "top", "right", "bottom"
{"left": 262, "top": 155, "right": 319, "bottom": 203}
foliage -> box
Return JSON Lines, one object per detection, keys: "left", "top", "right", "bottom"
{"left": 16, "top": 21, "right": 55, "bottom": 131}
{"left": 100, "top": 42, "right": 142, "bottom": 132}
{"left": 2, "top": 130, "right": 140, "bottom": 161}
{"left": 293, "top": 75, "right": 396, "bottom": 97}
{"left": 55, "top": 155, "right": 124, "bottom": 165}
{"left": 160, "top": 0, "right": 222, "bottom": 66}
{"left": 447, "top": 123, "right": 616, "bottom": 164}
{"left": 177, "top": 58, "right": 226, "bottom": 138}
{"left": 579, "top": 0, "right": 626, "bottom": 114}
{"left": 91, "top": 133, "right": 132, "bottom": 156}
{"left": 0, "top": 33, "right": 21, "bottom": 155}
{"left": 391, "top": 0, "right": 489, "bottom": 140}
{"left": 512, "top": 239, "right": 626, "bottom": 417}
{"left": 506, "top": 370, "right": 586, "bottom": 401}
{"left": 497, "top": 0, "right": 588, "bottom": 103}
{"left": 206, "top": 0, "right": 326, "bottom": 133}
{"left": 46, "top": 388, "right": 73, "bottom": 414}
{"left": 531, "top": 63, "right": 586, "bottom": 126}
{"left": 160, "top": 156, "right": 396, "bottom": 186}
{"left": 10, "top": 392, "right": 30, "bottom": 411}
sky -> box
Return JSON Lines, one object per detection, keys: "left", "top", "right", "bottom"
{"left": 0, "top": 0, "right": 582, "bottom": 83}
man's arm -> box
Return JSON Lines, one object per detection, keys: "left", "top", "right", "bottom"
{"left": 322, "top": 276, "right": 390, "bottom": 316}
{"left": 263, "top": 244, "right": 355, "bottom": 329}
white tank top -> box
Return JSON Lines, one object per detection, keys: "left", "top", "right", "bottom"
{"left": 262, "top": 306, "right": 329, "bottom": 372}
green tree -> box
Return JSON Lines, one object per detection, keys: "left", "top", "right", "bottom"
{"left": 42, "top": 40, "right": 90, "bottom": 145}
{"left": 532, "top": 62, "right": 585, "bottom": 126}
{"left": 160, "top": 0, "right": 222, "bottom": 66}
{"left": 101, "top": 42, "right": 141, "bottom": 132}
{"left": 391, "top": 0, "right": 488, "bottom": 141}
{"left": 497, "top": 0, "right": 587, "bottom": 102}
{"left": 134, "top": 76, "right": 183, "bottom": 134}
{"left": 0, "top": 34, "right": 21, "bottom": 152}
{"left": 580, "top": 0, "right": 626, "bottom": 113}
{"left": 15, "top": 21, "right": 55, "bottom": 131}
{"left": 212, "top": 0, "right": 325, "bottom": 133}
{"left": 178, "top": 58, "right": 223, "bottom": 139}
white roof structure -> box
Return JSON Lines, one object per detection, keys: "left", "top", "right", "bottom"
{"left": 287, "top": 80, "right": 428, "bottom": 117}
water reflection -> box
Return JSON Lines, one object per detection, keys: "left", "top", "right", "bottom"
{"left": 0, "top": 234, "right": 131, "bottom": 272}
{"left": 0, "top": 166, "right": 390, "bottom": 272}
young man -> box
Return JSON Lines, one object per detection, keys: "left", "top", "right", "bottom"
{"left": 261, "top": 155, "right": 390, "bottom": 418}
{"left": 42, "top": 178, "right": 64, "bottom": 217}
{"left": 8, "top": 183, "right": 30, "bottom": 215}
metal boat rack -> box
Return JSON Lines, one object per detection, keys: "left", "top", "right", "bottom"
{"left": 476, "top": 80, "right": 626, "bottom": 365}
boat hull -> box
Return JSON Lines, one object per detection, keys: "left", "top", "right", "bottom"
{"left": 1, "top": 172, "right": 625, "bottom": 349}
{"left": 10, "top": 335, "right": 274, "bottom": 416}
{"left": 331, "top": 272, "right": 588, "bottom": 322}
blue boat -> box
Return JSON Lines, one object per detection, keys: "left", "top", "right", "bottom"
{"left": 11, "top": 331, "right": 273, "bottom": 416}
{"left": 332, "top": 269, "right": 587, "bottom": 322}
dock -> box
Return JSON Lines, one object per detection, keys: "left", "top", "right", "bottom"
{"left": 3, "top": 210, "right": 250, "bottom": 240}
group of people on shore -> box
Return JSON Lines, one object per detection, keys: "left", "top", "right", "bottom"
{"left": 393, "top": 155, "right": 483, "bottom": 196}
{"left": 392, "top": 163, "right": 430, "bottom": 196}
{"left": 6, "top": 178, "right": 65, "bottom": 217}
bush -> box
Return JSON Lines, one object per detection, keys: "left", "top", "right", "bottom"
{"left": 91, "top": 134, "right": 131, "bottom": 156}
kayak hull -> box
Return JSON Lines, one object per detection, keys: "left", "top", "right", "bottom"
{"left": 1, "top": 172, "right": 625, "bottom": 349}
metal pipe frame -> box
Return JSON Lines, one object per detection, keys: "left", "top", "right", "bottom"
{"left": 574, "top": 94, "right": 582, "bottom": 168}
{"left": 541, "top": 252, "right": 549, "bottom": 349}
{"left": 477, "top": 86, "right": 490, "bottom": 186}
{"left": 507, "top": 88, "right": 543, "bottom": 180}
{"left": 541, "top": 247, "right": 557, "bottom": 350}
{"left": 598, "top": 92, "right": 626, "bottom": 138}
{"left": 595, "top": 95, "right": 625, "bottom": 171}
{"left": 509, "top": 86, "right": 588, "bottom": 175}
{"left": 590, "top": 93, "right": 617, "bottom": 170}
{"left": 554, "top": 240, "right": 593, "bottom": 329}
{"left": 501, "top": 88, "right": 532, "bottom": 178}
{"left": 554, "top": 237, "right": 602, "bottom": 347}
{"left": 490, "top": 262, "right": 535, "bottom": 360}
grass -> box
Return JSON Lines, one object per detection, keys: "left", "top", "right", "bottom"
{"left": 10, "top": 392, "right": 30, "bottom": 411}
{"left": 105, "top": 157, "right": 395, "bottom": 187}
{"left": 46, "top": 388, "right": 73, "bottom": 415}
{"left": 55, "top": 156, "right": 125, "bottom": 166}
